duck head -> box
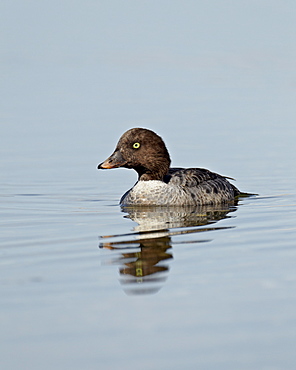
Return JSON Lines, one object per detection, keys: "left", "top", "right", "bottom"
{"left": 98, "top": 128, "right": 171, "bottom": 181}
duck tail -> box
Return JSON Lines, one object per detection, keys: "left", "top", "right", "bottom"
{"left": 237, "top": 192, "right": 258, "bottom": 198}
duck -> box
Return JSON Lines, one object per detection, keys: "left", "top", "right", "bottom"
{"left": 98, "top": 128, "right": 242, "bottom": 206}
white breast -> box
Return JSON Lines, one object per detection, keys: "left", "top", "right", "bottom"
{"left": 120, "top": 180, "right": 171, "bottom": 205}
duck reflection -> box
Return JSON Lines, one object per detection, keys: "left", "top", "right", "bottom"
{"left": 102, "top": 235, "right": 172, "bottom": 295}
{"left": 100, "top": 203, "right": 237, "bottom": 295}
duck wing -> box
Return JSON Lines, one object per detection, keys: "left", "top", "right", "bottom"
{"left": 165, "top": 167, "right": 240, "bottom": 196}
{"left": 165, "top": 167, "right": 228, "bottom": 185}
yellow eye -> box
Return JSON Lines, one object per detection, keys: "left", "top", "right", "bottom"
{"left": 133, "top": 142, "right": 141, "bottom": 149}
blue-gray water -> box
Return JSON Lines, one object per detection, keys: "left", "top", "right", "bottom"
{"left": 1, "top": 1, "right": 296, "bottom": 369}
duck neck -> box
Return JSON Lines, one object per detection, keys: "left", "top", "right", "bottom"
{"left": 135, "top": 163, "right": 170, "bottom": 182}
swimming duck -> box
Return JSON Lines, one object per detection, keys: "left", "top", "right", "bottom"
{"left": 98, "top": 128, "right": 241, "bottom": 206}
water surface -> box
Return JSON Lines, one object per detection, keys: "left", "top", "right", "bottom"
{"left": 1, "top": 1, "right": 296, "bottom": 369}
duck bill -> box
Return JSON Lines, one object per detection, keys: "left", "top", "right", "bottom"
{"left": 97, "top": 150, "right": 127, "bottom": 169}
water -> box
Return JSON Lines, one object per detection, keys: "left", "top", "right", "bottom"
{"left": 2, "top": 186, "right": 296, "bottom": 370}
{"left": 1, "top": 1, "right": 296, "bottom": 369}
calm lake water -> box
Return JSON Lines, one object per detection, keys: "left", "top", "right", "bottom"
{"left": 1, "top": 130, "right": 296, "bottom": 370}
{"left": 1, "top": 1, "right": 296, "bottom": 370}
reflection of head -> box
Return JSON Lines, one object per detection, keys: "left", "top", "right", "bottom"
{"left": 119, "top": 236, "right": 172, "bottom": 295}
{"left": 100, "top": 236, "right": 172, "bottom": 295}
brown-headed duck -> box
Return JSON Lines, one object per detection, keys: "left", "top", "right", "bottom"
{"left": 98, "top": 128, "right": 242, "bottom": 206}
